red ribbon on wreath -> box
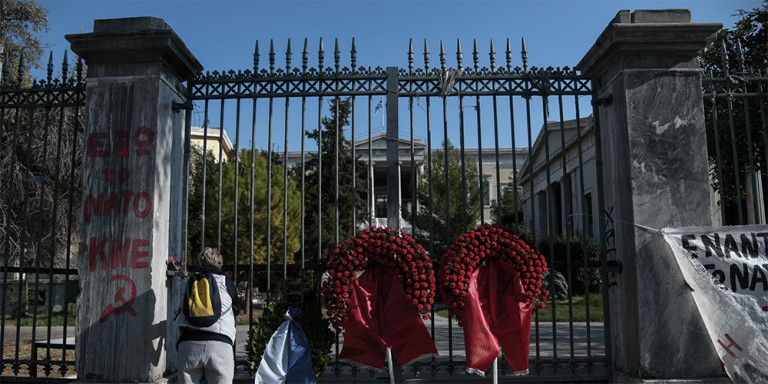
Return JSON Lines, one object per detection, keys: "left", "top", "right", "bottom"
{"left": 323, "top": 227, "right": 438, "bottom": 369}
{"left": 438, "top": 224, "right": 548, "bottom": 376}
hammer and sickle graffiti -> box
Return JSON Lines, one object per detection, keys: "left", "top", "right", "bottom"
{"left": 99, "top": 274, "right": 138, "bottom": 322}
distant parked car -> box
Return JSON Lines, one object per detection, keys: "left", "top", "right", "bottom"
{"left": 251, "top": 291, "right": 267, "bottom": 308}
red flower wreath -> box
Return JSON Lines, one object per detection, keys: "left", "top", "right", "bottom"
{"left": 322, "top": 227, "right": 436, "bottom": 331}
{"left": 438, "top": 224, "right": 549, "bottom": 323}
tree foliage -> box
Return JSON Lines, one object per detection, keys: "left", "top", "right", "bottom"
{"left": 187, "top": 148, "right": 303, "bottom": 265}
{"left": 291, "top": 98, "right": 369, "bottom": 263}
{"left": 1, "top": 0, "right": 48, "bottom": 84}
{"left": 0, "top": 107, "right": 83, "bottom": 270}
{"left": 404, "top": 140, "right": 481, "bottom": 262}
{"left": 1, "top": 1, "right": 83, "bottom": 277}
{"left": 700, "top": 2, "right": 768, "bottom": 223}
{"left": 490, "top": 182, "right": 524, "bottom": 226}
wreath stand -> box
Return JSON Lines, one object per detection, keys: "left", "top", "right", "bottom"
{"left": 386, "top": 348, "right": 399, "bottom": 384}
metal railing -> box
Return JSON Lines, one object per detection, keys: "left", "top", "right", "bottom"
{"left": 0, "top": 38, "right": 611, "bottom": 381}
{"left": 703, "top": 40, "right": 768, "bottom": 226}
{"left": 0, "top": 51, "right": 85, "bottom": 380}
{"left": 185, "top": 38, "right": 609, "bottom": 381}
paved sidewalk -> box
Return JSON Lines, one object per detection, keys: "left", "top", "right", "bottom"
{"left": 235, "top": 316, "right": 608, "bottom": 383}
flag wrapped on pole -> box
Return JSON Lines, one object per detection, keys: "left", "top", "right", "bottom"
{"left": 255, "top": 307, "right": 316, "bottom": 384}
{"left": 374, "top": 98, "right": 384, "bottom": 114}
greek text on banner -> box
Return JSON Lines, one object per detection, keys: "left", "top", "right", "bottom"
{"left": 662, "top": 225, "right": 768, "bottom": 384}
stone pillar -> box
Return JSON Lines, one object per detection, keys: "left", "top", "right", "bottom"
{"left": 67, "top": 17, "right": 201, "bottom": 382}
{"left": 576, "top": 10, "right": 723, "bottom": 379}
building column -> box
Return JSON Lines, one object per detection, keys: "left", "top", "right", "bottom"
{"left": 577, "top": 10, "right": 722, "bottom": 379}
{"left": 67, "top": 17, "right": 201, "bottom": 382}
{"left": 369, "top": 161, "right": 376, "bottom": 221}
{"left": 397, "top": 160, "right": 403, "bottom": 223}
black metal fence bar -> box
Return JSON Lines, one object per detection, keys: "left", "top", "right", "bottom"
{"left": 1, "top": 51, "right": 84, "bottom": 380}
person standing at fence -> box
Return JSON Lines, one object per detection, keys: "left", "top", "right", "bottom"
{"left": 176, "top": 247, "right": 241, "bottom": 383}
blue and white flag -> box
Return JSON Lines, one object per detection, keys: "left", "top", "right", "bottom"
{"left": 374, "top": 98, "right": 384, "bottom": 114}
{"left": 255, "top": 307, "right": 316, "bottom": 384}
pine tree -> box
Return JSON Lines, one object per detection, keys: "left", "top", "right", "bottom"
{"left": 405, "top": 140, "right": 481, "bottom": 262}
{"left": 293, "top": 98, "right": 369, "bottom": 264}
{"left": 1, "top": 0, "right": 48, "bottom": 84}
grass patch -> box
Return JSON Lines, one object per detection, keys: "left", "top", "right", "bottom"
{"left": 435, "top": 294, "right": 604, "bottom": 322}
{"left": 535, "top": 294, "right": 604, "bottom": 322}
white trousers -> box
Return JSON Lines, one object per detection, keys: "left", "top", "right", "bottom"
{"left": 177, "top": 340, "right": 235, "bottom": 384}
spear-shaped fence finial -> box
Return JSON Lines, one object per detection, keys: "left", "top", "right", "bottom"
{"left": 408, "top": 38, "right": 414, "bottom": 73}
{"left": 253, "top": 41, "right": 260, "bottom": 74}
{"left": 489, "top": 39, "right": 496, "bottom": 73}
{"left": 456, "top": 38, "right": 463, "bottom": 71}
{"left": 47, "top": 51, "right": 54, "bottom": 83}
{"left": 286, "top": 39, "right": 292, "bottom": 72}
{"left": 440, "top": 40, "right": 446, "bottom": 71}
{"left": 269, "top": 39, "right": 275, "bottom": 73}
{"left": 318, "top": 38, "right": 325, "bottom": 73}
{"left": 521, "top": 37, "right": 528, "bottom": 72}
{"left": 334, "top": 38, "right": 340, "bottom": 73}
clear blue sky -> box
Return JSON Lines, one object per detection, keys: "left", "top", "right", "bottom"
{"left": 37, "top": 0, "right": 758, "bottom": 73}
{"left": 32, "top": 0, "right": 763, "bottom": 152}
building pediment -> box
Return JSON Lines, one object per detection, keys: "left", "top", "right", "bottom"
{"left": 354, "top": 134, "right": 427, "bottom": 151}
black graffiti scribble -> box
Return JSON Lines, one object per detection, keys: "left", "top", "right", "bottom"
{"left": 99, "top": 274, "right": 138, "bottom": 322}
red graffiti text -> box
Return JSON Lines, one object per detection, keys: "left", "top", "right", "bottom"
{"left": 88, "top": 237, "right": 151, "bottom": 272}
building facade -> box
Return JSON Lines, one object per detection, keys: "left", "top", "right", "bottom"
{"left": 284, "top": 135, "right": 529, "bottom": 232}
{"left": 519, "top": 116, "right": 598, "bottom": 239}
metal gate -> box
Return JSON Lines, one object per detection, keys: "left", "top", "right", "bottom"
{"left": 184, "top": 38, "right": 610, "bottom": 381}
{"left": 1, "top": 52, "right": 84, "bottom": 381}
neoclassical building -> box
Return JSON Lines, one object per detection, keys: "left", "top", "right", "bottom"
{"left": 518, "top": 116, "right": 599, "bottom": 239}
{"left": 284, "top": 134, "right": 528, "bottom": 231}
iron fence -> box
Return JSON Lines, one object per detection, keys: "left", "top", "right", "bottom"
{"left": 1, "top": 27, "right": 763, "bottom": 384}
{"left": 702, "top": 40, "right": 768, "bottom": 226}
{"left": 185, "top": 38, "right": 609, "bottom": 381}
{"left": 0, "top": 51, "right": 85, "bottom": 380}
{"left": 0, "top": 38, "right": 612, "bottom": 382}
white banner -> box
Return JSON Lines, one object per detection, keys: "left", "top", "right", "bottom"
{"left": 662, "top": 225, "right": 768, "bottom": 383}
